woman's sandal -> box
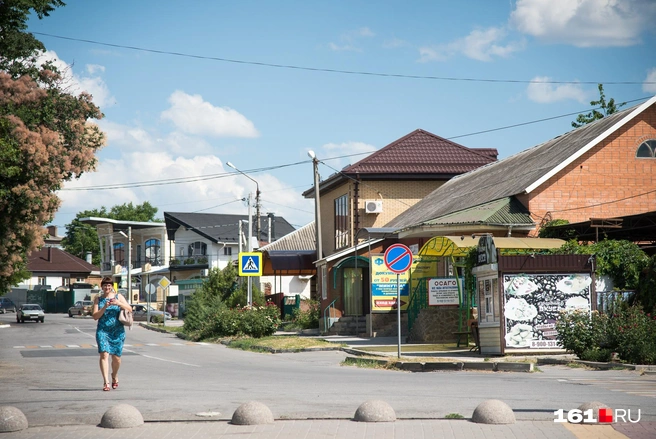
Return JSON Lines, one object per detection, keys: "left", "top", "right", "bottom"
{"left": 103, "top": 383, "right": 111, "bottom": 391}
{"left": 112, "top": 379, "right": 118, "bottom": 389}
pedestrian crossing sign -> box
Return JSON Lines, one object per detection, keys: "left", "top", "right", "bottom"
{"left": 238, "top": 252, "right": 262, "bottom": 276}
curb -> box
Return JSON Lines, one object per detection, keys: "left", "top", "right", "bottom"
{"left": 343, "top": 356, "right": 534, "bottom": 372}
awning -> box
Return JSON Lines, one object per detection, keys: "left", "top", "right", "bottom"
{"left": 418, "top": 236, "right": 565, "bottom": 258}
{"left": 261, "top": 250, "right": 316, "bottom": 275}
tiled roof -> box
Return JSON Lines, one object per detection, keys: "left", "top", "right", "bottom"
{"left": 387, "top": 98, "right": 654, "bottom": 230}
{"left": 164, "top": 212, "right": 296, "bottom": 244}
{"left": 28, "top": 247, "right": 98, "bottom": 274}
{"left": 341, "top": 129, "right": 497, "bottom": 175}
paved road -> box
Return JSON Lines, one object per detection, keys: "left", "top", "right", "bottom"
{"left": 1, "top": 313, "right": 655, "bottom": 438}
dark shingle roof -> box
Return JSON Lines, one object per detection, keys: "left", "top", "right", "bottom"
{"left": 28, "top": 247, "right": 98, "bottom": 274}
{"left": 387, "top": 99, "right": 653, "bottom": 230}
{"left": 164, "top": 212, "right": 295, "bottom": 244}
{"left": 342, "top": 129, "right": 497, "bottom": 175}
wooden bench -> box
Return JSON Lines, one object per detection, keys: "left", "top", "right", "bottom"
{"left": 453, "top": 331, "right": 471, "bottom": 347}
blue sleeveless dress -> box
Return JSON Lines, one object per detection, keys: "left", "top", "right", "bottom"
{"left": 96, "top": 296, "right": 125, "bottom": 356}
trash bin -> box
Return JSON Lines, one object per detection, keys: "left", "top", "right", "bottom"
{"left": 282, "top": 295, "right": 300, "bottom": 319}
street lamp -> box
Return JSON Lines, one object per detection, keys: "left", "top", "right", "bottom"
{"left": 226, "top": 162, "right": 261, "bottom": 243}
{"left": 307, "top": 150, "right": 323, "bottom": 282}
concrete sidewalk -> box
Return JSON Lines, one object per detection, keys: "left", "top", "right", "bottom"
{"left": 6, "top": 419, "right": 655, "bottom": 439}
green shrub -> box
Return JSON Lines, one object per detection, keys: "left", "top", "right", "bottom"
{"left": 291, "top": 299, "right": 320, "bottom": 330}
{"left": 607, "top": 305, "right": 656, "bottom": 365}
{"left": 555, "top": 310, "right": 609, "bottom": 360}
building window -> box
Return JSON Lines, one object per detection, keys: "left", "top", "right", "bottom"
{"left": 38, "top": 276, "right": 46, "bottom": 285}
{"left": 62, "top": 277, "right": 70, "bottom": 287}
{"left": 145, "top": 239, "right": 161, "bottom": 265}
{"left": 113, "top": 243, "right": 125, "bottom": 265}
{"left": 224, "top": 247, "right": 232, "bottom": 256}
{"left": 334, "top": 194, "right": 350, "bottom": 249}
{"left": 188, "top": 241, "right": 207, "bottom": 256}
{"left": 636, "top": 139, "right": 656, "bottom": 158}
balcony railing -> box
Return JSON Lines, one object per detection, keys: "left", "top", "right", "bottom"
{"left": 169, "top": 255, "right": 209, "bottom": 266}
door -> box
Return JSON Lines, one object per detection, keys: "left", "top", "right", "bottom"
{"left": 343, "top": 268, "right": 363, "bottom": 316}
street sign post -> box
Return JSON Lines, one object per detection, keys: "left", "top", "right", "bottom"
{"left": 383, "top": 244, "right": 413, "bottom": 358}
{"left": 238, "top": 252, "right": 262, "bottom": 276}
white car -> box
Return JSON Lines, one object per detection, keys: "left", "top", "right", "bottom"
{"left": 131, "top": 304, "right": 172, "bottom": 322}
{"left": 16, "top": 304, "right": 45, "bottom": 323}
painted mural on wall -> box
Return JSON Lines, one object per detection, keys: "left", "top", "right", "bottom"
{"left": 503, "top": 273, "right": 592, "bottom": 349}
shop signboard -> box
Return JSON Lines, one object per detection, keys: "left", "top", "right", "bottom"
{"left": 428, "top": 277, "right": 463, "bottom": 306}
{"left": 370, "top": 255, "right": 409, "bottom": 312}
{"left": 503, "top": 273, "right": 592, "bottom": 349}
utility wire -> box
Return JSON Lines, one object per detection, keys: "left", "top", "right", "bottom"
{"left": 59, "top": 96, "right": 651, "bottom": 192}
{"left": 33, "top": 32, "right": 655, "bottom": 86}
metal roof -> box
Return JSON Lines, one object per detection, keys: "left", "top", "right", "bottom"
{"left": 386, "top": 96, "right": 656, "bottom": 231}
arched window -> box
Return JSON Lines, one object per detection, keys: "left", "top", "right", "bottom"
{"left": 113, "top": 243, "right": 125, "bottom": 265}
{"left": 636, "top": 139, "right": 656, "bottom": 158}
{"left": 145, "top": 239, "right": 161, "bottom": 265}
{"left": 188, "top": 241, "right": 207, "bottom": 256}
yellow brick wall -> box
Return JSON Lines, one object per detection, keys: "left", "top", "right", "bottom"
{"left": 319, "top": 180, "right": 443, "bottom": 255}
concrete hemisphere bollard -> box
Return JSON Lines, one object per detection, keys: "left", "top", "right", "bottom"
{"left": 100, "top": 404, "right": 144, "bottom": 429}
{"left": 576, "top": 401, "right": 608, "bottom": 423}
{"left": 353, "top": 400, "right": 396, "bottom": 423}
{"left": 471, "top": 399, "right": 516, "bottom": 424}
{"left": 0, "top": 406, "right": 28, "bottom": 433}
{"left": 231, "top": 401, "right": 274, "bottom": 425}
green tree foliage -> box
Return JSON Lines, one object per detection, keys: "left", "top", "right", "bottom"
{"left": 634, "top": 254, "right": 656, "bottom": 314}
{"left": 0, "top": 0, "right": 65, "bottom": 78}
{"left": 538, "top": 219, "right": 576, "bottom": 239}
{"left": 182, "top": 264, "right": 271, "bottom": 340}
{"left": 1, "top": 0, "right": 105, "bottom": 293}
{"left": 571, "top": 84, "right": 625, "bottom": 128}
{"left": 553, "top": 240, "right": 648, "bottom": 291}
{"left": 62, "top": 202, "right": 160, "bottom": 266}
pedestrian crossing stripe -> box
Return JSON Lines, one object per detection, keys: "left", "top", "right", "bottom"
{"left": 238, "top": 252, "right": 262, "bottom": 276}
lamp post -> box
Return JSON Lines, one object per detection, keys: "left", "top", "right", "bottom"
{"left": 307, "top": 150, "right": 322, "bottom": 299}
{"left": 226, "top": 162, "right": 261, "bottom": 243}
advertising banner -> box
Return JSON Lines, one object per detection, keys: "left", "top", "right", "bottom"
{"left": 503, "top": 273, "right": 592, "bottom": 349}
{"left": 370, "top": 254, "right": 409, "bottom": 312}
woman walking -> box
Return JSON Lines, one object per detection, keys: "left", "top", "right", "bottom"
{"left": 93, "top": 277, "right": 131, "bottom": 391}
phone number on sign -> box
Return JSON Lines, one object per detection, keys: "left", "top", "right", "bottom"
{"left": 530, "top": 340, "right": 561, "bottom": 348}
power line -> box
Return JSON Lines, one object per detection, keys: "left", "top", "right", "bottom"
{"left": 33, "top": 32, "right": 655, "bottom": 86}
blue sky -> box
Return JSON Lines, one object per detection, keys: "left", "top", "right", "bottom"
{"left": 28, "top": 0, "right": 656, "bottom": 231}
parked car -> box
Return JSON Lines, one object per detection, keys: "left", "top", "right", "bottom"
{"left": 131, "top": 304, "right": 172, "bottom": 322}
{"left": 16, "top": 304, "right": 45, "bottom": 323}
{"left": 0, "top": 297, "right": 16, "bottom": 313}
{"left": 68, "top": 300, "right": 94, "bottom": 317}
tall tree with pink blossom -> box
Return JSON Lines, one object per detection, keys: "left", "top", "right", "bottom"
{"left": 0, "top": 0, "right": 105, "bottom": 292}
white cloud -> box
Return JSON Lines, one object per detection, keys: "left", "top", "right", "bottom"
{"left": 510, "top": 0, "right": 656, "bottom": 47}
{"left": 329, "top": 27, "right": 375, "bottom": 52}
{"left": 37, "top": 50, "right": 114, "bottom": 108}
{"left": 55, "top": 152, "right": 313, "bottom": 228}
{"left": 643, "top": 68, "right": 656, "bottom": 93}
{"left": 418, "top": 27, "right": 525, "bottom": 62}
{"left": 526, "top": 76, "right": 587, "bottom": 103}
{"left": 382, "top": 38, "right": 409, "bottom": 49}
{"left": 160, "top": 90, "right": 259, "bottom": 138}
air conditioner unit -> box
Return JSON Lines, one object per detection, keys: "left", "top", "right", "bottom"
{"left": 365, "top": 200, "right": 383, "bottom": 214}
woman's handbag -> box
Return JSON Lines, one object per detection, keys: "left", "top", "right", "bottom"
{"left": 118, "top": 308, "right": 133, "bottom": 329}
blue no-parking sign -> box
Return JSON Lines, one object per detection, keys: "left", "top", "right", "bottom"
{"left": 384, "top": 244, "right": 413, "bottom": 274}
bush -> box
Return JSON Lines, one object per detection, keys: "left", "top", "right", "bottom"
{"left": 291, "top": 299, "right": 320, "bottom": 329}
{"left": 607, "top": 305, "right": 656, "bottom": 365}
{"left": 555, "top": 310, "right": 609, "bottom": 361}
{"left": 556, "top": 304, "right": 656, "bottom": 365}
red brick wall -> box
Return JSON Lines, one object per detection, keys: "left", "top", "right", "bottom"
{"left": 530, "top": 107, "right": 656, "bottom": 234}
